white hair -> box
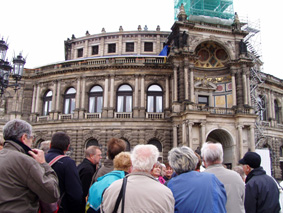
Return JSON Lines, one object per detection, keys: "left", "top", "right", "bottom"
{"left": 131, "top": 144, "right": 159, "bottom": 172}
{"left": 201, "top": 142, "right": 223, "bottom": 164}
{"left": 168, "top": 146, "right": 198, "bottom": 174}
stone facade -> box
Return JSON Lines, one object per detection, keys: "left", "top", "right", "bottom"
{"left": 0, "top": 10, "right": 282, "bottom": 179}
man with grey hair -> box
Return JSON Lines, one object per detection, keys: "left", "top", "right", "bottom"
{"left": 201, "top": 142, "right": 245, "bottom": 213}
{"left": 167, "top": 146, "right": 226, "bottom": 213}
{"left": 77, "top": 145, "right": 102, "bottom": 212}
{"left": 0, "top": 119, "right": 60, "bottom": 212}
{"left": 102, "top": 144, "right": 175, "bottom": 212}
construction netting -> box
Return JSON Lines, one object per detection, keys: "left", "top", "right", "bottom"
{"left": 174, "top": 0, "right": 234, "bottom": 21}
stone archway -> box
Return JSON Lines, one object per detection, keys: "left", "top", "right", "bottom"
{"left": 206, "top": 129, "right": 235, "bottom": 168}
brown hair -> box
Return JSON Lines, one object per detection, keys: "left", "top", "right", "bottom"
{"left": 194, "top": 152, "right": 202, "bottom": 171}
{"left": 113, "top": 152, "right": 132, "bottom": 172}
{"left": 107, "top": 138, "right": 126, "bottom": 160}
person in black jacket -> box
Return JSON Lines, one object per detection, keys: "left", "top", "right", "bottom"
{"left": 45, "top": 132, "right": 83, "bottom": 213}
{"left": 239, "top": 152, "right": 280, "bottom": 213}
{"left": 77, "top": 146, "right": 102, "bottom": 212}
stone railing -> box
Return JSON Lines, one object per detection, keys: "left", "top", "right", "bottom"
{"left": 85, "top": 113, "right": 101, "bottom": 119}
{"left": 35, "top": 56, "right": 167, "bottom": 74}
{"left": 188, "top": 104, "right": 255, "bottom": 115}
{"left": 114, "top": 112, "right": 132, "bottom": 119}
{"left": 146, "top": 112, "right": 164, "bottom": 119}
{"left": 37, "top": 116, "right": 49, "bottom": 122}
{"left": 59, "top": 114, "right": 73, "bottom": 120}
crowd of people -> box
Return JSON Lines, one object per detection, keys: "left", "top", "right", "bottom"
{"left": 0, "top": 119, "right": 281, "bottom": 213}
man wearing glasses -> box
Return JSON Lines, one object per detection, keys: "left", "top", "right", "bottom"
{"left": 0, "top": 119, "right": 60, "bottom": 212}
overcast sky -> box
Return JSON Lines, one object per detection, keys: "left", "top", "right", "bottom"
{"left": 1, "top": 0, "right": 282, "bottom": 79}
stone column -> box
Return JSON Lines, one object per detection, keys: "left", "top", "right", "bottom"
{"left": 133, "top": 75, "right": 139, "bottom": 118}
{"left": 249, "top": 125, "right": 255, "bottom": 151}
{"left": 75, "top": 77, "right": 81, "bottom": 109}
{"left": 118, "top": 35, "right": 122, "bottom": 55}
{"left": 79, "top": 76, "right": 86, "bottom": 119}
{"left": 201, "top": 122, "right": 206, "bottom": 146}
{"left": 189, "top": 65, "right": 194, "bottom": 103}
{"left": 73, "top": 77, "right": 81, "bottom": 119}
{"left": 51, "top": 81, "right": 57, "bottom": 112}
{"left": 173, "top": 125, "right": 178, "bottom": 148}
{"left": 31, "top": 84, "right": 36, "bottom": 114}
{"left": 137, "top": 35, "right": 141, "bottom": 55}
{"left": 35, "top": 83, "right": 41, "bottom": 114}
{"left": 108, "top": 74, "right": 115, "bottom": 118}
{"left": 237, "top": 124, "right": 244, "bottom": 158}
{"left": 165, "top": 76, "right": 170, "bottom": 109}
{"left": 246, "top": 70, "right": 251, "bottom": 106}
{"left": 103, "top": 76, "right": 109, "bottom": 117}
{"left": 81, "top": 77, "right": 86, "bottom": 110}
{"left": 140, "top": 75, "right": 145, "bottom": 108}
{"left": 231, "top": 68, "right": 237, "bottom": 106}
{"left": 242, "top": 71, "right": 248, "bottom": 105}
{"left": 188, "top": 122, "right": 193, "bottom": 148}
{"left": 54, "top": 80, "right": 61, "bottom": 120}
{"left": 173, "top": 66, "right": 178, "bottom": 102}
{"left": 84, "top": 40, "right": 89, "bottom": 58}
{"left": 182, "top": 121, "right": 187, "bottom": 146}
{"left": 184, "top": 63, "right": 189, "bottom": 100}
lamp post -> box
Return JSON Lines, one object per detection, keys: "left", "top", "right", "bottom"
{"left": 0, "top": 38, "right": 25, "bottom": 96}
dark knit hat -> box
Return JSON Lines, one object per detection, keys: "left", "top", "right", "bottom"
{"left": 239, "top": 152, "right": 261, "bottom": 168}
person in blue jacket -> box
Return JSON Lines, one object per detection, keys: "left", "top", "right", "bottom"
{"left": 167, "top": 146, "right": 227, "bottom": 213}
{"left": 239, "top": 152, "right": 280, "bottom": 213}
{"left": 86, "top": 152, "right": 132, "bottom": 213}
{"left": 45, "top": 132, "right": 83, "bottom": 213}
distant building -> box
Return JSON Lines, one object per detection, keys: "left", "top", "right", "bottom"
{"left": 0, "top": 4, "right": 282, "bottom": 179}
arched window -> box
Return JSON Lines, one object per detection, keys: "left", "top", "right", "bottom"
{"left": 275, "top": 100, "right": 280, "bottom": 123}
{"left": 64, "top": 88, "right": 76, "bottom": 114}
{"left": 258, "top": 95, "right": 267, "bottom": 121}
{"left": 43, "top": 90, "right": 52, "bottom": 116}
{"left": 86, "top": 139, "right": 99, "bottom": 148}
{"left": 89, "top": 86, "right": 103, "bottom": 113}
{"left": 148, "top": 139, "right": 162, "bottom": 152}
{"left": 117, "top": 85, "right": 132, "bottom": 112}
{"left": 147, "top": 85, "right": 163, "bottom": 112}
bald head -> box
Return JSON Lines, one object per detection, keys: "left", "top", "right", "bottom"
{"left": 201, "top": 142, "right": 223, "bottom": 166}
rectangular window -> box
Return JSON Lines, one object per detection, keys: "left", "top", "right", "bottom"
{"left": 92, "top": 45, "right": 99, "bottom": 55}
{"left": 77, "top": 48, "right": 83, "bottom": 57}
{"left": 144, "top": 42, "right": 153, "bottom": 52}
{"left": 108, "top": 43, "right": 116, "bottom": 53}
{"left": 126, "top": 42, "right": 134, "bottom": 52}
{"left": 198, "top": 96, "right": 209, "bottom": 106}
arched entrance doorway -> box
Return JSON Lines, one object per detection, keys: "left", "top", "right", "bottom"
{"left": 206, "top": 129, "right": 235, "bottom": 168}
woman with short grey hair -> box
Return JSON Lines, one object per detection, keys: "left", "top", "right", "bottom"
{"left": 168, "top": 146, "right": 198, "bottom": 174}
{"left": 167, "top": 146, "right": 227, "bottom": 213}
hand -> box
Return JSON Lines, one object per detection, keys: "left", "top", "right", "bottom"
{"left": 28, "top": 149, "right": 46, "bottom": 164}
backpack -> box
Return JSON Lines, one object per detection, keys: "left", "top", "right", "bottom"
{"left": 39, "top": 155, "right": 66, "bottom": 213}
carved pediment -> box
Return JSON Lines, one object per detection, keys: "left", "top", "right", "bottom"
{"left": 194, "top": 80, "right": 217, "bottom": 90}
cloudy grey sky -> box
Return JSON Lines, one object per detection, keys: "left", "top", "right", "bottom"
{"left": 1, "top": 0, "right": 282, "bottom": 79}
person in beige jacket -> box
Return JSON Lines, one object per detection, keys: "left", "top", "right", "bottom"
{"left": 102, "top": 144, "right": 175, "bottom": 213}
{"left": 201, "top": 142, "right": 245, "bottom": 213}
{"left": 0, "top": 119, "right": 60, "bottom": 213}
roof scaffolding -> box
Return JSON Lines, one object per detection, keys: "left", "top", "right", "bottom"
{"left": 174, "top": 0, "right": 234, "bottom": 22}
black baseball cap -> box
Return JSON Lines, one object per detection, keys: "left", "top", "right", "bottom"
{"left": 239, "top": 152, "right": 261, "bottom": 168}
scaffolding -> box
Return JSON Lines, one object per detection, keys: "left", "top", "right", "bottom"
{"left": 174, "top": 0, "right": 234, "bottom": 21}
{"left": 241, "top": 17, "right": 267, "bottom": 147}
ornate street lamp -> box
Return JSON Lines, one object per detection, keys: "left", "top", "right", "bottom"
{"left": 0, "top": 38, "right": 25, "bottom": 96}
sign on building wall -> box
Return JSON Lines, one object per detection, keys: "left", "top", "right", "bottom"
{"left": 256, "top": 148, "right": 271, "bottom": 176}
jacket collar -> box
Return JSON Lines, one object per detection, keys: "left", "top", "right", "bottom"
{"left": 245, "top": 166, "right": 266, "bottom": 183}
{"left": 4, "top": 139, "right": 32, "bottom": 156}
{"left": 126, "top": 171, "right": 158, "bottom": 181}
